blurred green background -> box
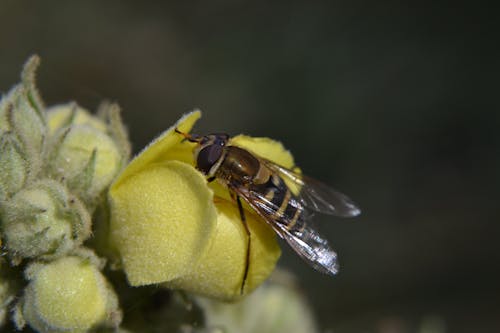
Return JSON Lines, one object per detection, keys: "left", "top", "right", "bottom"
{"left": 1, "top": 1, "right": 499, "bottom": 332}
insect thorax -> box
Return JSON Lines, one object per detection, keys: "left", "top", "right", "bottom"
{"left": 216, "top": 146, "right": 261, "bottom": 183}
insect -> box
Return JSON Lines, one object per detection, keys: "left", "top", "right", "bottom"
{"left": 175, "top": 129, "right": 360, "bottom": 293}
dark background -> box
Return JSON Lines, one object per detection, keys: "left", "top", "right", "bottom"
{"left": 1, "top": 1, "right": 499, "bottom": 332}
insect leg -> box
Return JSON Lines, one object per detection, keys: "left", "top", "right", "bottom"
{"left": 235, "top": 194, "right": 251, "bottom": 295}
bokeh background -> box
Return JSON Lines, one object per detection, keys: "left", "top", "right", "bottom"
{"left": 1, "top": 1, "right": 499, "bottom": 332}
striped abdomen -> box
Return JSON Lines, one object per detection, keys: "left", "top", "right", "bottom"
{"left": 251, "top": 173, "right": 305, "bottom": 232}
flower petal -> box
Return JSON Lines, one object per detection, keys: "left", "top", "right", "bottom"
{"left": 230, "top": 135, "right": 295, "bottom": 168}
{"left": 111, "top": 110, "right": 200, "bottom": 190}
{"left": 164, "top": 200, "right": 281, "bottom": 301}
{"left": 109, "top": 160, "right": 217, "bottom": 285}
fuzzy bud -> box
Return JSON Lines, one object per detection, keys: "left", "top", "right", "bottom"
{"left": 0, "top": 180, "right": 91, "bottom": 263}
{"left": 47, "top": 103, "right": 107, "bottom": 134}
{"left": 0, "top": 56, "right": 46, "bottom": 182}
{"left": 46, "top": 104, "right": 123, "bottom": 204}
{"left": 19, "top": 256, "right": 121, "bottom": 333}
{"left": 0, "top": 134, "right": 28, "bottom": 199}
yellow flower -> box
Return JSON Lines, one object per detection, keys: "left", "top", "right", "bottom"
{"left": 109, "top": 111, "right": 298, "bottom": 301}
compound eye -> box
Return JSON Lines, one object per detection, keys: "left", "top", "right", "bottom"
{"left": 197, "top": 145, "right": 223, "bottom": 174}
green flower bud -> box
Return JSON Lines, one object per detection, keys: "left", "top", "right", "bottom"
{"left": 46, "top": 103, "right": 107, "bottom": 135}
{"left": 21, "top": 256, "right": 121, "bottom": 333}
{"left": 0, "top": 98, "right": 10, "bottom": 133}
{"left": 1, "top": 180, "right": 91, "bottom": 263}
{"left": 0, "top": 134, "right": 28, "bottom": 199}
{"left": 47, "top": 104, "right": 123, "bottom": 203}
{"left": 0, "top": 56, "right": 47, "bottom": 182}
{"left": 5, "top": 87, "right": 46, "bottom": 149}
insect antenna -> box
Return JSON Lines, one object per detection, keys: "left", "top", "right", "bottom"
{"left": 174, "top": 128, "right": 201, "bottom": 143}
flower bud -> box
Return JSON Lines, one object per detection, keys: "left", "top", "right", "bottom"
{"left": 46, "top": 103, "right": 107, "bottom": 135}
{"left": 1, "top": 180, "right": 91, "bottom": 262}
{"left": 0, "top": 56, "right": 46, "bottom": 179}
{"left": 47, "top": 104, "right": 122, "bottom": 201}
{"left": 21, "top": 256, "right": 121, "bottom": 333}
{"left": 0, "top": 134, "right": 28, "bottom": 199}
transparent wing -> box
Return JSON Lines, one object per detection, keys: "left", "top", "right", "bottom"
{"left": 276, "top": 222, "right": 339, "bottom": 275}
{"left": 261, "top": 159, "right": 361, "bottom": 217}
{"left": 229, "top": 184, "right": 339, "bottom": 275}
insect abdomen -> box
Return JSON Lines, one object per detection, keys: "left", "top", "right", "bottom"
{"left": 219, "top": 145, "right": 305, "bottom": 232}
{"left": 257, "top": 174, "right": 304, "bottom": 232}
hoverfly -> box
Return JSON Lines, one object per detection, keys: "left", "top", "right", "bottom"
{"left": 175, "top": 129, "right": 360, "bottom": 293}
